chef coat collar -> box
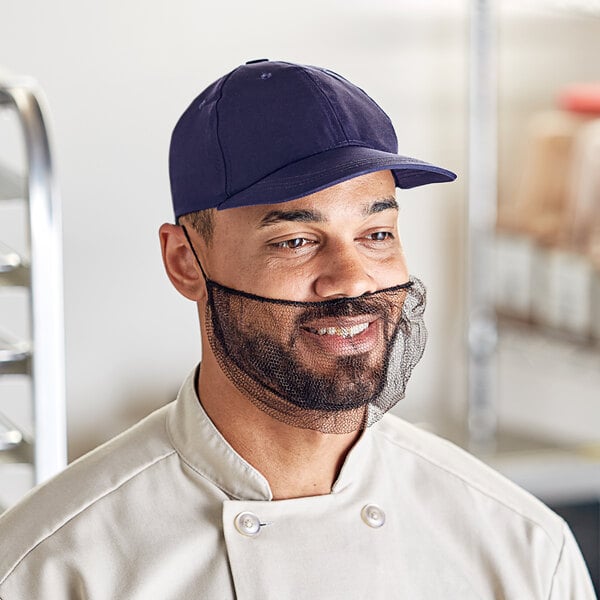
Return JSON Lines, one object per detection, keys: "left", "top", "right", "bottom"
{"left": 166, "top": 366, "right": 373, "bottom": 501}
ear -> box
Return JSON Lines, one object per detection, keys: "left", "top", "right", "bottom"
{"left": 159, "top": 224, "right": 206, "bottom": 301}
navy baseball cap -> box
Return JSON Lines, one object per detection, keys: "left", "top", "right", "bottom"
{"left": 169, "top": 59, "right": 456, "bottom": 219}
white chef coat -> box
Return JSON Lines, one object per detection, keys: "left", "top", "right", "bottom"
{"left": 0, "top": 368, "right": 595, "bottom": 599}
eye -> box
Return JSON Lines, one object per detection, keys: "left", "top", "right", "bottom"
{"left": 273, "top": 237, "right": 314, "bottom": 249}
{"left": 366, "top": 231, "right": 394, "bottom": 242}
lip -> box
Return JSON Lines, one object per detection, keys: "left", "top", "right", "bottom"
{"left": 299, "top": 316, "right": 381, "bottom": 356}
{"left": 300, "top": 314, "right": 378, "bottom": 330}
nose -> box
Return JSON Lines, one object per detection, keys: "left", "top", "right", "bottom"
{"left": 313, "top": 242, "right": 377, "bottom": 299}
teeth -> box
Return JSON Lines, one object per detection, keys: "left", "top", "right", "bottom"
{"left": 308, "top": 322, "right": 369, "bottom": 338}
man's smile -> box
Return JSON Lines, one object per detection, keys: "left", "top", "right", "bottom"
{"left": 298, "top": 316, "right": 381, "bottom": 356}
{"left": 301, "top": 315, "right": 376, "bottom": 337}
{"left": 304, "top": 322, "right": 370, "bottom": 338}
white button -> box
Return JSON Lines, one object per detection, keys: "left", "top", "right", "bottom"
{"left": 234, "top": 512, "right": 261, "bottom": 536}
{"left": 361, "top": 504, "right": 385, "bottom": 528}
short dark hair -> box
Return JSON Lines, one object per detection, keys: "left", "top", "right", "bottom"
{"left": 178, "top": 209, "right": 216, "bottom": 245}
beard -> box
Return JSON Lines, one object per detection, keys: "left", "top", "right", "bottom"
{"left": 203, "top": 277, "right": 427, "bottom": 433}
{"left": 227, "top": 329, "right": 392, "bottom": 412}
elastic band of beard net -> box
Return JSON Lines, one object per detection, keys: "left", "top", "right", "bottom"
{"left": 204, "top": 277, "right": 427, "bottom": 434}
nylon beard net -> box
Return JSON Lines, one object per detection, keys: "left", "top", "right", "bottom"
{"left": 203, "top": 277, "right": 428, "bottom": 434}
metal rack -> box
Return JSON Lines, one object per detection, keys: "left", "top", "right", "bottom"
{"left": 466, "top": 3, "right": 600, "bottom": 590}
{"left": 467, "top": 0, "right": 499, "bottom": 449}
{"left": 0, "top": 75, "right": 66, "bottom": 500}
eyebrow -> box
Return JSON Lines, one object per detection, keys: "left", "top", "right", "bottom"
{"left": 364, "top": 197, "right": 398, "bottom": 215}
{"left": 259, "top": 209, "right": 325, "bottom": 227}
{"left": 258, "top": 196, "right": 398, "bottom": 228}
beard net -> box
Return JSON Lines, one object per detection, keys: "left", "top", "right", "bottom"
{"left": 203, "top": 276, "right": 428, "bottom": 434}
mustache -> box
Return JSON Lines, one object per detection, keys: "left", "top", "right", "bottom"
{"left": 295, "top": 295, "right": 395, "bottom": 327}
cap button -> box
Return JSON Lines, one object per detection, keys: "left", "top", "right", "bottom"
{"left": 234, "top": 511, "right": 262, "bottom": 536}
{"left": 245, "top": 58, "right": 269, "bottom": 64}
{"left": 361, "top": 504, "right": 386, "bottom": 528}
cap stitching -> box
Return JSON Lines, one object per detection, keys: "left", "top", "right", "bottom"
{"left": 214, "top": 68, "right": 238, "bottom": 200}
{"left": 249, "top": 149, "right": 433, "bottom": 186}
{"left": 299, "top": 66, "right": 350, "bottom": 144}
{"left": 239, "top": 160, "right": 440, "bottom": 191}
{"left": 309, "top": 65, "right": 396, "bottom": 143}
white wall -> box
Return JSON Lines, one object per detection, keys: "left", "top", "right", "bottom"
{"left": 0, "top": 0, "right": 468, "bottom": 463}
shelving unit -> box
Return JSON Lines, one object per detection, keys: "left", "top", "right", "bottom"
{"left": 0, "top": 74, "right": 66, "bottom": 507}
{"left": 464, "top": 3, "right": 600, "bottom": 590}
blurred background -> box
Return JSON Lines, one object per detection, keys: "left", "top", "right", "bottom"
{"left": 0, "top": 0, "right": 599, "bottom": 589}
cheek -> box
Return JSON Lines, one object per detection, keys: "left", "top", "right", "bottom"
{"left": 371, "top": 253, "right": 409, "bottom": 287}
{"left": 238, "top": 259, "right": 315, "bottom": 301}
{"left": 211, "top": 251, "right": 257, "bottom": 290}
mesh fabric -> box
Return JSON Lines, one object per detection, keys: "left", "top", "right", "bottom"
{"left": 203, "top": 277, "right": 427, "bottom": 434}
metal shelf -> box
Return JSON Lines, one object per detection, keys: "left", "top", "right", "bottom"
{"left": 0, "top": 241, "right": 20, "bottom": 272}
{"left": 0, "top": 264, "right": 29, "bottom": 288}
{"left": 0, "top": 412, "right": 32, "bottom": 464}
{"left": 0, "top": 438, "right": 33, "bottom": 465}
{"left": 0, "top": 241, "right": 29, "bottom": 287}
{"left": 0, "top": 333, "right": 30, "bottom": 375}
{"left": 0, "top": 74, "right": 66, "bottom": 489}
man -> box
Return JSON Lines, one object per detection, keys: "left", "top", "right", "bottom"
{"left": 0, "top": 60, "right": 594, "bottom": 598}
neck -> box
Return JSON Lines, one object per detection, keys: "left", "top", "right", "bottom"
{"left": 198, "top": 353, "right": 361, "bottom": 500}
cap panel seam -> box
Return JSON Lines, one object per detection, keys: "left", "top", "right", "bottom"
{"left": 304, "top": 64, "right": 396, "bottom": 141}
{"left": 299, "top": 67, "right": 350, "bottom": 144}
{"left": 214, "top": 68, "right": 238, "bottom": 200}
{"left": 320, "top": 69, "right": 397, "bottom": 148}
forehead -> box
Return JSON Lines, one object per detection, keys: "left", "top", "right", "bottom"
{"left": 213, "top": 170, "right": 397, "bottom": 231}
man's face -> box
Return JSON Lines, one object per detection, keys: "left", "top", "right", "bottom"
{"left": 202, "top": 170, "right": 407, "bottom": 301}
{"left": 196, "top": 170, "right": 409, "bottom": 414}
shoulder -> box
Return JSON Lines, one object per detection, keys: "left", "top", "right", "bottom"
{"left": 371, "top": 413, "right": 565, "bottom": 549}
{"left": 0, "top": 403, "right": 176, "bottom": 585}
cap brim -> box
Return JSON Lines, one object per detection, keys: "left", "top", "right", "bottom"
{"left": 217, "top": 145, "right": 457, "bottom": 210}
